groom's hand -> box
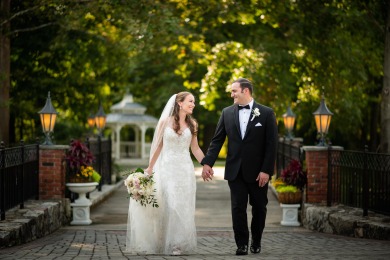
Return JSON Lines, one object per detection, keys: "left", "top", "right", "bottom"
{"left": 202, "top": 165, "right": 213, "bottom": 181}
{"left": 256, "top": 172, "right": 269, "bottom": 187}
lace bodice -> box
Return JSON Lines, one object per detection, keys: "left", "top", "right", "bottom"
{"left": 160, "top": 127, "right": 192, "bottom": 163}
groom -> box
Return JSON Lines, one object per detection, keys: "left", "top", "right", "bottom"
{"left": 201, "top": 78, "right": 278, "bottom": 255}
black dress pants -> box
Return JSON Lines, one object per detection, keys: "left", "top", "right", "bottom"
{"left": 228, "top": 170, "right": 268, "bottom": 247}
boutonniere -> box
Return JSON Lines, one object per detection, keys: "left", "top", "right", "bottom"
{"left": 251, "top": 108, "right": 260, "bottom": 121}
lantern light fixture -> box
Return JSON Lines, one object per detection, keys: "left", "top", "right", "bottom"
{"left": 282, "top": 106, "right": 296, "bottom": 140}
{"left": 87, "top": 113, "right": 95, "bottom": 128}
{"left": 313, "top": 93, "right": 333, "bottom": 146}
{"left": 95, "top": 104, "right": 106, "bottom": 137}
{"left": 38, "top": 92, "right": 58, "bottom": 145}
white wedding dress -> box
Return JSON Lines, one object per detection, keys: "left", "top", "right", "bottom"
{"left": 126, "top": 127, "right": 197, "bottom": 255}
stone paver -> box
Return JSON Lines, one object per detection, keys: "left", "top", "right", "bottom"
{"left": 0, "top": 167, "right": 389, "bottom": 260}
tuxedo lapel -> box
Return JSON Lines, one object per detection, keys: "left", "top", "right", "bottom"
{"left": 233, "top": 106, "right": 241, "bottom": 138}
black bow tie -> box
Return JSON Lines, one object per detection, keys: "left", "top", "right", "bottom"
{"left": 238, "top": 105, "right": 250, "bottom": 110}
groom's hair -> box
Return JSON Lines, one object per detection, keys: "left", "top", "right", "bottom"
{"left": 233, "top": 78, "right": 253, "bottom": 95}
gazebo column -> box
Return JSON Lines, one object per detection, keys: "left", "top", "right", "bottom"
{"left": 115, "top": 125, "right": 121, "bottom": 160}
{"left": 135, "top": 127, "right": 140, "bottom": 157}
{"left": 140, "top": 125, "right": 147, "bottom": 159}
{"left": 110, "top": 131, "right": 115, "bottom": 158}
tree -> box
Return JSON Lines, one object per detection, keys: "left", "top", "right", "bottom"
{"left": 2, "top": 0, "right": 388, "bottom": 151}
{"left": 5, "top": 0, "right": 181, "bottom": 144}
{"left": 381, "top": 1, "right": 390, "bottom": 153}
{"left": 177, "top": 0, "right": 385, "bottom": 150}
{"left": 0, "top": 0, "right": 10, "bottom": 145}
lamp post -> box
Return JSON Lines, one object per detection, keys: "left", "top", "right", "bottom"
{"left": 95, "top": 104, "right": 106, "bottom": 137}
{"left": 87, "top": 113, "right": 95, "bottom": 129}
{"left": 94, "top": 104, "right": 106, "bottom": 192}
{"left": 87, "top": 113, "right": 95, "bottom": 137}
{"left": 38, "top": 92, "right": 58, "bottom": 145}
{"left": 313, "top": 94, "right": 333, "bottom": 146}
{"left": 282, "top": 106, "right": 296, "bottom": 140}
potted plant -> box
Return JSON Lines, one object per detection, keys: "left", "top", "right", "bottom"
{"left": 280, "top": 159, "right": 307, "bottom": 191}
{"left": 276, "top": 159, "right": 307, "bottom": 226}
{"left": 65, "top": 140, "right": 101, "bottom": 225}
{"left": 276, "top": 185, "right": 302, "bottom": 204}
{"left": 276, "top": 159, "right": 307, "bottom": 203}
{"left": 65, "top": 140, "right": 99, "bottom": 183}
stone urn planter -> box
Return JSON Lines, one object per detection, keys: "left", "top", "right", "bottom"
{"left": 280, "top": 203, "right": 301, "bottom": 226}
{"left": 66, "top": 182, "right": 98, "bottom": 225}
{"left": 276, "top": 185, "right": 302, "bottom": 227}
{"left": 65, "top": 140, "right": 101, "bottom": 225}
{"left": 277, "top": 159, "right": 307, "bottom": 226}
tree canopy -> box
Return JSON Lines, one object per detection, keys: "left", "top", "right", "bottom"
{"left": 0, "top": 0, "right": 387, "bottom": 152}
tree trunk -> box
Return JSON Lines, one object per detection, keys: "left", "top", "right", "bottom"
{"left": 0, "top": 0, "right": 10, "bottom": 145}
{"left": 370, "top": 100, "right": 380, "bottom": 152}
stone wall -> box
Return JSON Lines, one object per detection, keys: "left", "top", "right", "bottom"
{"left": 0, "top": 199, "right": 71, "bottom": 248}
{"left": 302, "top": 203, "right": 390, "bottom": 240}
{"left": 1, "top": 145, "right": 72, "bottom": 248}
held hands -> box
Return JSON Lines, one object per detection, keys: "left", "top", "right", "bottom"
{"left": 256, "top": 172, "right": 269, "bottom": 187}
{"left": 202, "top": 165, "right": 214, "bottom": 181}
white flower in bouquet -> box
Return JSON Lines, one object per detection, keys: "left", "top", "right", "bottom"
{"left": 145, "top": 185, "right": 154, "bottom": 196}
{"left": 122, "top": 168, "right": 158, "bottom": 207}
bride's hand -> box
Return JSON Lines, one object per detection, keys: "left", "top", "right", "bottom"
{"left": 144, "top": 167, "right": 153, "bottom": 177}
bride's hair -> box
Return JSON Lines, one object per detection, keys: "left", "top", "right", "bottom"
{"left": 172, "top": 92, "right": 198, "bottom": 135}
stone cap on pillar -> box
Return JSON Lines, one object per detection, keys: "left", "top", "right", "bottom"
{"left": 279, "top": 137, "right": 303, "bottom": 143}
{"left": 39, "top": 144, "right": 69, "bottom": 150}
{"left": 302, "top": 146, "right": 343, "bottom": 152}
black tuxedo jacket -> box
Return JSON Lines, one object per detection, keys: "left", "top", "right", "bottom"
{"left": 201, "top": 102, "right": 278, "bottom": 183}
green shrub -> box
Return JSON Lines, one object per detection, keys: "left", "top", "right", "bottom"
{"left": 276, "top": 185, "right": 299, "bottom": 193}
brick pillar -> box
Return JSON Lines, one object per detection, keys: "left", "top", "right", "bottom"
{"left": 39, "top": 145, "right": 69, "bottom": 200}
{"left": 303, "top": 146, "right": 343, "bottom": 204}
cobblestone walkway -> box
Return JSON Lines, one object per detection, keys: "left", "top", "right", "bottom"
{"left": 0, "top": 167, "right": 389, "bottom": 259}
{"left": 1, "top": 229, "right": 389, "bottom": 259}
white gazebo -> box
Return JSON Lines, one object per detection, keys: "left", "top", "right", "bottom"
{"left": 106, "top": 93, "right": 158, "bottom": 165}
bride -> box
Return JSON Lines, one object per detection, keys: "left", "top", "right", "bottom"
{"left": 126, "top": 92, "right": 208, "bottom": 255}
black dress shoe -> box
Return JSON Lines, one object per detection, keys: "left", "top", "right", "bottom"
{"left": 250, "top": 244, "right": 261, "bottom": 254}
{"left": 236, "top": 245, "right": 248, "bottom": 255}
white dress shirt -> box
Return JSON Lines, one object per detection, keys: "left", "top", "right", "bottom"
{"left": 239, "top": 99, "right": 254, "bottom": 139}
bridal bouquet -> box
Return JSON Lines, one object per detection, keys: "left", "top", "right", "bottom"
{"left": 123, "top": 168, "right": 158, "bottom": 208}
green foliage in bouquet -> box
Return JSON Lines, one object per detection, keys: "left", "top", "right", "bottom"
{"left": 123, "top": 168, "right": 158, "bottom": 208}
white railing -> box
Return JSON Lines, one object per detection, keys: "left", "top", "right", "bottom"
{"left": 120, "top": 141, "right": 151, "bottom": 158}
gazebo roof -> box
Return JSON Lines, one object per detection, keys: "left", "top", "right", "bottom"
{"left": 110, "top": 93, "right": 146, "bottom": 115}
{"left": 106, "top": 93, "right": 158, "bottom": 126}
{"left": 106, "top": 114, "right": 157, "bottom": 125}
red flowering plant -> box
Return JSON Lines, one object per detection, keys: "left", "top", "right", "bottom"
{"left": 66, "top": 140, "right": 100, "bottom": 183}
{"left": 280, "top": 159, "right": 307, "bottom": 191}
